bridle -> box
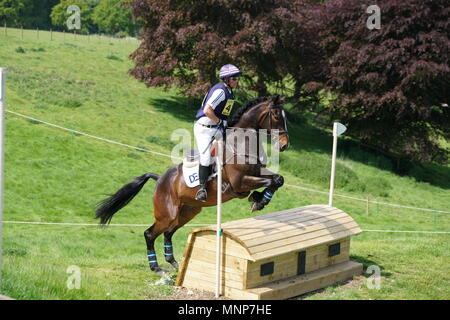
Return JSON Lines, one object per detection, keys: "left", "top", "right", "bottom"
{"left": 223, "top": 101, "right": 290, "bottom": 165}
{"left": 259, "top": 103, "right": 289, "bottom": 139}
{"left": 227, "top": 101, "right": 289, "bottom": 139}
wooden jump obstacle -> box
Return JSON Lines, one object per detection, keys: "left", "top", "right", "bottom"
{"left": 175, "top": 204, "right": 363, "bottom": 300}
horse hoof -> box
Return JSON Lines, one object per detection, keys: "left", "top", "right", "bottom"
{"left": 156, "top": 269, "right": 171, "bottom": 280}
{"left": 251, "top": 201, "right": 265, "bottom": 212}
{"left": 151, "top": 266, "right": 162, "bottom": 273}
{"left": 248, "top": 191, "right": 263, "bottom": 203}
{"left": 170, "top": 261, "right": 179, "bottom": 270}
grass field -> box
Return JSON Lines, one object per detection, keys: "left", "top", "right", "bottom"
{"left": 0, "top": 28, "right": 449, "bottom": 300}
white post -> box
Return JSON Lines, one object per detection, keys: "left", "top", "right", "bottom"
{"left": 328, "top": 122, "right": 346, "bottom": 207}
{"left": 0, "top": 68, "right": 5, "bottom": 275}
{"left": 215, "top": 139, "right": 223, "bottom": 298}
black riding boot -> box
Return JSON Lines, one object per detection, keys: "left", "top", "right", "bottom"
{"left": 195, "top": 165, "right": 210, "bottom": 202}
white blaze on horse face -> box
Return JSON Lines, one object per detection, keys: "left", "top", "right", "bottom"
{"left": 281, "top": 110, "right": 288, "bottom": 132}
{"left": 265, "top": 129, "right": 280, "bottom": 174}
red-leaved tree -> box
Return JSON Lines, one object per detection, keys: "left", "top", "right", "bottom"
{"left": 127, "top": 0, "right": 321, "bottom": 97}
{"left": 313, "top": 0, "right": 449, "bottom": 163}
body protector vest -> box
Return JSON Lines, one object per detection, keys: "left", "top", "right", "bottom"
{"left": 195, "top": 82, "right": 235, "bottom": 121}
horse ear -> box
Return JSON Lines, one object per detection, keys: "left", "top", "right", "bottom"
{"left": 272, "top": 95, "right": 280, "bottom": 104}
{"left": 272, "top": 95, "right": 285, "bottom": 104}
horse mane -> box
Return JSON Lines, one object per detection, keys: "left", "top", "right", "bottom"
{"left": 228, "top": 97, "right": 269, "bottom": 126}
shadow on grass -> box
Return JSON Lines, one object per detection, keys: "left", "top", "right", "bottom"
{"left": 292, "top": 256, "right": 390, "bottom": 300}
{"left": 148, "top": 96, "right": 201, "bottom": 123}
{"left": 350, "top": 255, "right": 392, "bottom": 278}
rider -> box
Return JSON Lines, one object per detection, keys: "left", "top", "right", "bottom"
{"left": 193, "top": 64, "right": 241, "bottom": 202}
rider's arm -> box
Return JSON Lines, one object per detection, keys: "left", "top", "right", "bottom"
{"left": 203, "top": 89, "right": 226, "bottom": 125}
{"left": 204, "top": 104, "right": 220, "bottom": 124}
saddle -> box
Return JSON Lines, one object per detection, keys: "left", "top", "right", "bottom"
{"left": 182, "top": 149, "right": 218, "bottom": 188}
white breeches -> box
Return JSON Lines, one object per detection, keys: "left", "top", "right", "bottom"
{"left": 194, "top": 121, "right": 223, "bottom": 166}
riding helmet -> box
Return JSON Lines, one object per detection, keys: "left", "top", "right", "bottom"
{"left": 219, "top": 64, "right": 241, "bottom": 79}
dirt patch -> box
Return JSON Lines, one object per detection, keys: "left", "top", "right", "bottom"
{"left": 149, "top": 286, "right": 231, "bottom": 300}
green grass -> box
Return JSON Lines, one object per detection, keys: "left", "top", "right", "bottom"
{"left": 0, "top": 28, "right": 449, "bottom": 300}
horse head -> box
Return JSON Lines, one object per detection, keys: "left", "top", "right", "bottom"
{"left": 258, "top": 95, "right": 290, "bottom": 152}
{"left": 229, "top": 95, "right": 290, "bottom": 152}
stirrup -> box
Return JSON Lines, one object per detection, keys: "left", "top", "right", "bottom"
{"left": 195, "top": 187, "right": 207, "bottom": 202}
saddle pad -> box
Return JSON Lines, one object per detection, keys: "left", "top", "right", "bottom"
{"left": 182, "top": 159, "right": 218, "bottom": 188}
{"left": 183, "top": 159, "right": 200, "bottom": 188}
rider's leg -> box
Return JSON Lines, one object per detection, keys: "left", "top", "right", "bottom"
{"left": 195, "top": 164, "right": 210, "bottom": 201}
{"left": 194, "top": 122, "right": 214, "bottom": 202}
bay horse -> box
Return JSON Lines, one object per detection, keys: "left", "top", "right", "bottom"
{"left": 95, "top": 95, "right": 290, "bottom": 275}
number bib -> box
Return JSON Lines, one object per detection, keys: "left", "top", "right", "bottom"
{"left": 222, "top": 99, "right": 234, "bottom": 116}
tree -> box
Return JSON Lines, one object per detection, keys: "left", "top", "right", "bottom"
{"left": 0, "top": 0, "right": 33, "bottom": 26}
{"left": 92, "top": 0, "right": 138, "bottom": 36}
{"left": 0, "top": 0, "right": 59, "bottom": 29}
{"left": 311, "top": 0, "right": 449, "bottom": 164}
{"left": 127, "top": 0, "right": 321, "bottom": 97}
{"left": 50, "top": 0, "right": 99, "bottom": 33}
{"left": 26, "top": 0, "right": 60, "bottom": 29}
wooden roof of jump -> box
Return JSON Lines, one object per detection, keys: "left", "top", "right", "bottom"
{"left": 190, "top": 205, "right": 362, "bottom": 261}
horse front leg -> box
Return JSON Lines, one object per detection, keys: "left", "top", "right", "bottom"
{"left": 238, "top": 174, "right": 285, "bottom": 212}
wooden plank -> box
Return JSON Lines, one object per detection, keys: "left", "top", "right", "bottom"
{"left": 236, "top": 210, "right": 348, "bottom": 239}
{"left": 305, "top": 247, "right": 350, "bottom": 273}
{"left": 184, "top": 269, "right": 245, "bottom": 290}
{"left": 228, "top": 210, "right": 346, "bottom": 239}
{"left": 241, "top": 214, "right": 354, "bottom": 246}
{"left": 246, "top": 241, "right": 350, "bottom": 277}
{"left": 182, "top": 272, "right": 259, "bottom": 299}
{"left": 189, "top": 247, "right": 247, "bottom": 275}
{"left": 245, "top": 240, "right": 351, "bottom": 288}
{"left": 186, "top": 260, "right": 244, "bottom": 283}
{"left": 223, "top": 207, "right": 343, "bottom": 237}
{"left": 221, "top": 205, "right": 339, "bottom": 233}
{"left": 175, "top": 232, "right": 196, "bottom": 286}
{"left": 249, "top": 221, "right": 359, "bottom": 255}
{"left": 246, "top": 258, "right": 297, "bottom": 289}
{"left": 246, "top": 261, "right": 363, "bottom": 300}
{"left": 222, "top": 206, "right": 321, "bottom": 228}
{"left": 251, "top": 227, "right": 361, "bottom": 260}
{"left": 193, "top": 235, "right": 252, "bottom": 260}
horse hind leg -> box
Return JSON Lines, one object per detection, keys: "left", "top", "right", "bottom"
{"left": 163, "top": 205, "right": 202, "bottom": 271}
{"left": 163, "top": 230, "right": 178, "bottom": 270}
{"left": 144, "top": 218, "right": 177, "bottom": 277}
{"left": 144, "top": 224, "right": 164, "bottom": 274}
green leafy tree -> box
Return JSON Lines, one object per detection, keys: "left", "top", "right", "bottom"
{"left": 50, "top": 0, "right": 99, "bottom": 33}
{"left": 92, "top": 0, "right": 138, "bottom": 36}
{"left": 26, "top": 0, "right": 60, "bottom": 29}
{"left": 0, "top": 0, "right": 33, "bottom": 26}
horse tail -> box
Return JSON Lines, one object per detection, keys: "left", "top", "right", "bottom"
{"left": 95, "top": 173, "right": 160, "bottom": 225}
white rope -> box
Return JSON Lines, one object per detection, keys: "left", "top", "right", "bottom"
{"left": 6, "top": 109, "right": 449, "bottom": 215}
{"left": 0, "top": 221, "right": 208, "bottom": 227}
{"left": 6, "top": 110, "right": 181, "bottom": 160}
{"left": 362, "top": 229, "right": 450, "bottom": 234}
{"left": 1, "top": 220, "right": 448, "bottom": 234}
{"left": 285, "top": 183, "right": 450, "bottom": 214}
